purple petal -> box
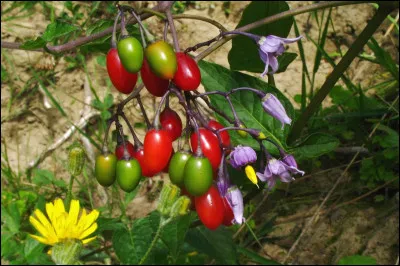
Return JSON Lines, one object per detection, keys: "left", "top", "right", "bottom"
{"left": 266, "top": 176, "right": 277, "bottom": 190}
{"left": 269, "top": 35, "right": 303, "bottom": 44}
{"left": 268, "top": 159, "right": 286, "bottom": 176}
{"left": 262, "top": 93, "right": 292, "bottom": 129}
{"left": 226, "top": 186, "right": 244, "bottom": 225}
{"left": 279, "top": 171, "right": 294, "bottom": 183}
{"left": 260, "top": 49, "right": 270, "bottom": 77}
{"left": 268, "top": 54, "right": 279, "bottom": 74}
{"left": 256, "top": 172, "right": 267, "bottom": 182}
{"left": 230, "top": 146, "right": 257, "bottom": 169}
{"left": 258, "top": 36, "right": 282, "bottom": 53}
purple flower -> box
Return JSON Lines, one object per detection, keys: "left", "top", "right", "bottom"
{"left": 258, "top": 35, "right": 302, "bottom": 76}
{"left": 229, "top": 145, "right": 257, "bottom": 169}
{"left": 225, "top": 186, "right": 244, "bottom": 225}
{"left": 262, "top": 93, "right": 291, "bottom": 129}
{"left": 282, "top": 154, "right": 305, "bottom": 176}
{"left": 256, "top": 158, "right": 294, "bottom": 190}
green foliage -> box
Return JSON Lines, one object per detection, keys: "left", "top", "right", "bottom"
{"left": 338, "top": 255, "right": 377, "bottom": 265}
{"left": 186, "top": 226, "right": 238, "bottom": 264}
{"left": 228, "top": 1, "right": 294, "bottom": 73}
{"left": 199, "top": 60, "right": 294, "bottom": 151}
{"left": 92, "top": 93, "right": 114, "bottom": 121}
{"left": 292, "top": 133, "right": 340, "bottom": 159}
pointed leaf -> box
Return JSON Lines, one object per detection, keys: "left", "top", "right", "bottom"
{"left": 199, "top": 60, "right": 294, "bottom": 150}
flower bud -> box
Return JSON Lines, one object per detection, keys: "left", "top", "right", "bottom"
{"left": 237, "top": 123, "right": 248, "bottom": 138}
{"left": 51, "top": 239, "right": 82, "bottom": 265}
{"left": 170, "top": 196, "right": 191, "bottom": 218}
{"left": 68, "top": 142, "right": 86, "bottom": 176}
{"left": 262, "top": 93, "right": 291, "bottom": 129}
{"left": 225, "top": 186, "right": 244, "bottom": 225}
{"left": 157, "top": 183, "right": 181, "bottom": 217}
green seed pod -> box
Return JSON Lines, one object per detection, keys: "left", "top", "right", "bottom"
{"left": 68, "top": 142, "right": 86, "bottom": 176}
{"left": 51, "top": 239, "right": 82, "bottom": 265}
{"left": 157, "top": 183, "right": 181, "bottom": 217}
{"left": 170, "top": 196, "right": 191, "bottom": 218}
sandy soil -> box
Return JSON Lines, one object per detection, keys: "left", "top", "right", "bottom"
{"left": 1, "top": 1, "right": 398, "bottom": 264}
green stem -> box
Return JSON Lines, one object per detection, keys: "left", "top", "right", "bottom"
{"left": 139, "top": 219, "right": 164, "bottom": 265}
{"left": 267, "top": 74, "right": 275, "bottom": 87}
{"left": 287, "top": 6, "right": 393, "bottom": 144}
{"left": 66, "top": 175, "right": 75, "bottom": 210}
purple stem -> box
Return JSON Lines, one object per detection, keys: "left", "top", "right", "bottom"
{"left": 118, "top": 111, "right": 143, "bottom": 148}
{"left": 153, "top": 90, "right": 171, "bottom": 129}
{"left": 114, "top": 118, "right": 129, "bottom": 159}
{"left": 136, "top": 96, "right": 151, "bottom": 130}
{"left": 111, "top": 11, "right": 122, "bottom": 48}
{"left": 102, "top": 117, "right": 116, "bottom": 154}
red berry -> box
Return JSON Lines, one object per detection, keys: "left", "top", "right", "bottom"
{"left": 106, "top": 48, "right": 138, "bottom": 94}
{"left": 195, "top": 185, "right": 224, "bottom": 230}
{"left": 222, "top": 197, "right": 234, "bottom": 226}
{"left": 115, "top": 141, "right": 136, "bottom": 160}
{"left": 132, "top": 146, "right": 157, "bottom": 177}
{"left": 160, "top": 107, "right": 183, "bottom": 141}
{"left": 143, "top": 129, "right": 173, "bottom": 174}
{"left": 207, "top": 120, "right": 231, "bottom": 148}
{"left": 140, "top": 58, "right": 170, "bottom": 97}
{"left": 190, "top": 128, "right": 222, "bottom": 171}
{"left": 172, "top": 52, "right": 201, "bottom": 91}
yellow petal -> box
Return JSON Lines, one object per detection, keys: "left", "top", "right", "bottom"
{"left": 81, "top": 210, "right": 99, "bottom": 232}
{"left": 34, "top": 210, "right": 58, "bottom": 240}
{"left": 29, "top": 234, "right": 52, "bottom": 245}
{"left": 82, "top": 236, "right": 97, "bottom": 245}
{"left": 79, "top": 223, "right": 97, "bottom": 240}
{"left": 67, "top": 200, "right": 80, "bottom": 227}
{"left": 29, "top": 216, "right": 51, "bottom": 239}
{"left": 245, "top": 165, "right": 259, "bottom": 188}
{"left": 45, "top": 202, "right": 56, "bottom": 225}
{"left": 54, "top": 198, "right": 66, "bottom": 214}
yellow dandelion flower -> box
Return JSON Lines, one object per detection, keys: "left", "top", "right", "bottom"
{"left": 29, "top": 198, "right": 99, "bottom": 246}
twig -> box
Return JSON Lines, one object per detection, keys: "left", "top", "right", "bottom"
{"left": 282, "top": 95, "right": 399, "bottom": 264}
{"left": 334, "top": 146, "right": 369, "bottom": 154}
{"left": 1, "top": 3, "right": 171, "bottom": 53}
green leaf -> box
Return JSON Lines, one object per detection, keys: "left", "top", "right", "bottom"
{"left": 19, "top": 37, "right": 46, "bottom": 50}
{"left": 276, "top": 52, "right": 298, "bottom": 73}
{"left": 97, "top": 217, "right": 125, "bottom": 233}
{"left": 1, "top": 64, "right": 8, "bottom": 82}
{"left": 185, "top": 226, "right": 237, "bottom": 264}
{"left": 24, "top": 238, "right": 45, "bottom": 262}
{"left": 292, "top": 133, "right": 339, "bottom": 159}
{"left": 104, "top": 93, "right": 114, "bottom": 108}
{"left": 337, "top": 255, "right": 377, "bottom": 265}
{"left": 112, "top": 216, "right": 155, "bottom": 264}
{"left": 1, "top": 204, "right": 21, "bottom": 234}
{"left": 228, "top": 1, "right": 293, "bottom": 73}
{"left": 367, "top": 37, "right": 399, "bottom": 82}
{"left": 42, "top": 20, "right": 80, "bottom": 42}
{"left": 199, "top": 60, "right": 294, "bottom": 150}
{"left": 160, "top": 213, "right": 194, "bottom": 257}
{"left": 96, "top": 55, "right": 106, "bottom": 67}
{"left": 237, "top": 246, "right": 280, "bottom": 265}
{"left": 32, "top": 169, "right": 66, "bottom": 188}
{"left": 86, "top": 19, "right": 114, "bottom": 36}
